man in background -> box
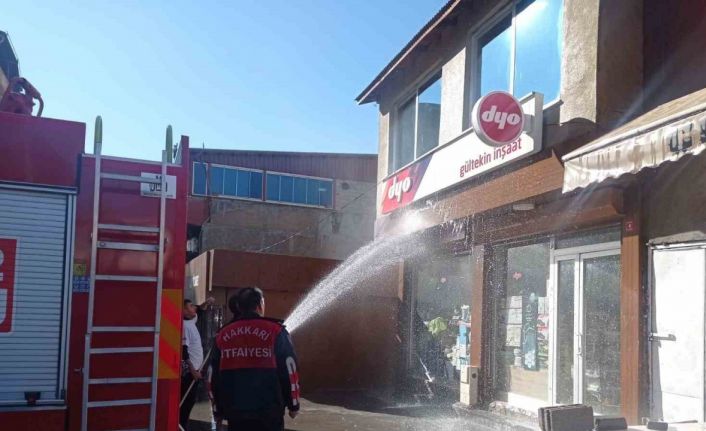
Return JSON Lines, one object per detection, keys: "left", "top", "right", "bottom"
{"left": 180, "top": 299, "right": 205, "bottom": 430}
{"left": 211, "top": 287, "right": 300, "bottom": 431}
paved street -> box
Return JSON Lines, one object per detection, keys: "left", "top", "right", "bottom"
{"left": 189, "top": 396, "right": 537, "bottom": 431}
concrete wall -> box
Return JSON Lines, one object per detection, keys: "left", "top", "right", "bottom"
{"left": 639, "top": 0, "right": 706, "bottom": 244}
{"left": 643, "top": 151, "right": 706, "bottom": 244}
{"left": 439, "top": 46, "right": 467, "bottom": 143}
{"left": 596, "top": 0, "right": 644, "bottom": 130}
{"left": 186, "top": 250, "right": 402, "bottom": 395}
{"left": 643, "top": 0, "right": 706, "bottom": 111}
{"left": 197, "top": 178, "right": 375, "bottom": 261}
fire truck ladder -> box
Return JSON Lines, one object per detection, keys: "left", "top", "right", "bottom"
{"left": 81, "top": 122, "right": 168, "bottom": 431}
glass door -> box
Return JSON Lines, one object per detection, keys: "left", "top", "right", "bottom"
{"left": 554, "top": 257, "right": 577, "bottom": 405}
{"left": 407, "top": 254, "right": 474, "bottom": 393}
{"left": 551, "top": 246, "right": 621, "bottom": 414}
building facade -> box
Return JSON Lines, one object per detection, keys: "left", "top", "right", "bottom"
{"left": 186, "top": 149, "right": 377, "bottom": 261}
{"left": 184, "top": 149, "right": 394, "bottom": 395}
{"left": 358, "top": 0, "right": 706, "bottom": 424}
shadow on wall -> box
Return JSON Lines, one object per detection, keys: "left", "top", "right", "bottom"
{"left": 643, "top": 148, "right": 706, "bottom": 242}
{"left": 291, "top": 295, "right": 401, "bottom": 398}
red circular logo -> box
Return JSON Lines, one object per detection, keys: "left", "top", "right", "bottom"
{"left": 471, "top": 91, "right": 525, "bottom": 147}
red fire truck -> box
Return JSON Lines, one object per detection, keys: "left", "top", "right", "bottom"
{"left": 0, "top": 110, "right": 189, "bottom": 431}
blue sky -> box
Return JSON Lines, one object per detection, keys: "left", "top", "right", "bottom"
{"left": 4, "top": 1, "right": 446, "bottom": 160}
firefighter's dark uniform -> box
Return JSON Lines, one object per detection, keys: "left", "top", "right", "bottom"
{"left": 211, "top": 312, "right": 300, "bottom": 431}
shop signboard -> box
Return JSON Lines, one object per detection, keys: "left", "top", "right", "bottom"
{"left": 381, "top": 92, "right": 543, "bottom": 214}
{"left": 472, "top": 91, "right": 526, "bottom": 147}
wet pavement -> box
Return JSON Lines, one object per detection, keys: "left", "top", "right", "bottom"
{"left": 189, "top": 395, "right": 538, "bottom": 431}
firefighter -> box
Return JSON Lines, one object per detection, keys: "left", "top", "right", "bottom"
{"left": 211, "top": 287, "right": 300, "bottom": 431}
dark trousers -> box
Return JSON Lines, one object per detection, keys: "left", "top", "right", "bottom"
{"left": 226, "top": 409, "right": 284, "bottom": 431}
{"left": 180, "top": 373, "right": 199, "bottom": 430}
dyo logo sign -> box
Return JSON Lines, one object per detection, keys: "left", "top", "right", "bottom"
{"left": 472, "top": 91, "right": 525, "bottom": 147}
{"left": 0, "top": 238, "right": 17, "bottom": 334}
{"left": 387, "top": 176, "right": 412, "bottom": 203}
{"left": 481, "top": 105, "right": 522, "bottom": 130}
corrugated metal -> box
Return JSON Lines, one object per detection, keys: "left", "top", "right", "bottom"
{"left": 0, "top": 188, "right": 70, "bottom": 404}
{"left": 189, "top": 149, "right": 377, "bottom": 183}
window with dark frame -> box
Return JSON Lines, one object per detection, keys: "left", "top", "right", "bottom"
{"left": 389, "top": 72, "right": 442, "bottom": 174}
{"left": 192, "top": 162, "right": 208, "bottom": 195}
{"left": 265, "top": 172, "right": 334, "bottom": 208}
{"left": 191, "top": 162, "right": 264, "bottom": 200}
{"left": 477, "top": 0, "right": 563, "bottom": 102}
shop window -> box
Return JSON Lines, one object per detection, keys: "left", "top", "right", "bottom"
{"left": 492, "top": 230, "right": 622, "bottom": 412}
{"left": 265, "top": 173, "right": 334, "bottom": 208}
{"left": 493, "top": 241, "right": 550, "bottom": 402}
{"left": 210, "top": 165, "right": 263, "bottom": 199}
{"left": 477, "top": 0, "right": 563, "bottom": 102}
{"left": 192, "top": 162, "right": 207, "bottom": 195}
{"left": 408, "top": 254, "right": 474, "bottom": 389}
{"left": 389, "top": 73, "right": 442, "bottom": 173}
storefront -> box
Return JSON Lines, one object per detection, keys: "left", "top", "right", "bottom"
{"left": 488, "top": 228, "right": 622, "bottom": 414}
{"left": 389, "top": 198, "right": 627, "bottom": 415}
{"left": 563, "top": 87, "right": 706, "bottom": 423}
{"left": 372, "top": 89, "right": 632, "bottom": 415}
{"left": 356, "top": 0, "right": 653, "bottom": 422}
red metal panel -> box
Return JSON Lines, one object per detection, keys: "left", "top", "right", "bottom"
{"left": 87, "top": 405, "right": 150, "bottom": 431}
{"left": 0, "top": 408, "right": 66, "bottom": 431}
{"left": 92, "top": 282, "right": 157, "bottom": 327}
{"left": 63, "top": 137, "right": 190, "bottom": 431}
{"left": 90, "top": 353, "right": 152, "bottom": 379}
{"left": 91, "top": 332, "right": 153, "bottom": 348}
{"left": 96, "top": 249, "right": 158, "bottom": 278}
{"left": 156, "top": 379, "right": 180, "bottom": 431}
{"left": 157, "top": 140, "right": 188, "bottom": 431}
{"left": 0, "top": 112, "right": 85, "bottom": 187}
{"left": 0, "top": 135, "right": 190, "bottom": 431}
{"left": 89, "top": 383, "right": 151, "bottom": 401}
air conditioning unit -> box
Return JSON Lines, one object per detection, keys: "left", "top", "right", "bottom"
{"left": 459, "top": 366, "right": 479, "bottom": 406}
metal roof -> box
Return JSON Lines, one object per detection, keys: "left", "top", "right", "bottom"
{"left": 355, "top": 0, "right": 462, "bottom": 105}
{"left": 0, "top": 31, "right": 19, "bottom": 82}
{"left": 189, "top": 148, "right": 378, "bottom": 182}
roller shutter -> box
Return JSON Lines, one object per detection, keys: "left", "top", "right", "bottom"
{"left": 0, "top": 187, "right": 73, "bottom": 405}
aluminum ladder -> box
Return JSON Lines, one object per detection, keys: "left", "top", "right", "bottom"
{"left": 81, "top": 124, "right": 168, "bottom": 431}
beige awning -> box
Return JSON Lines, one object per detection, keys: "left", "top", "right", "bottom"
{"left": 563, "top": 88, "right": 706, "bottom": 192}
